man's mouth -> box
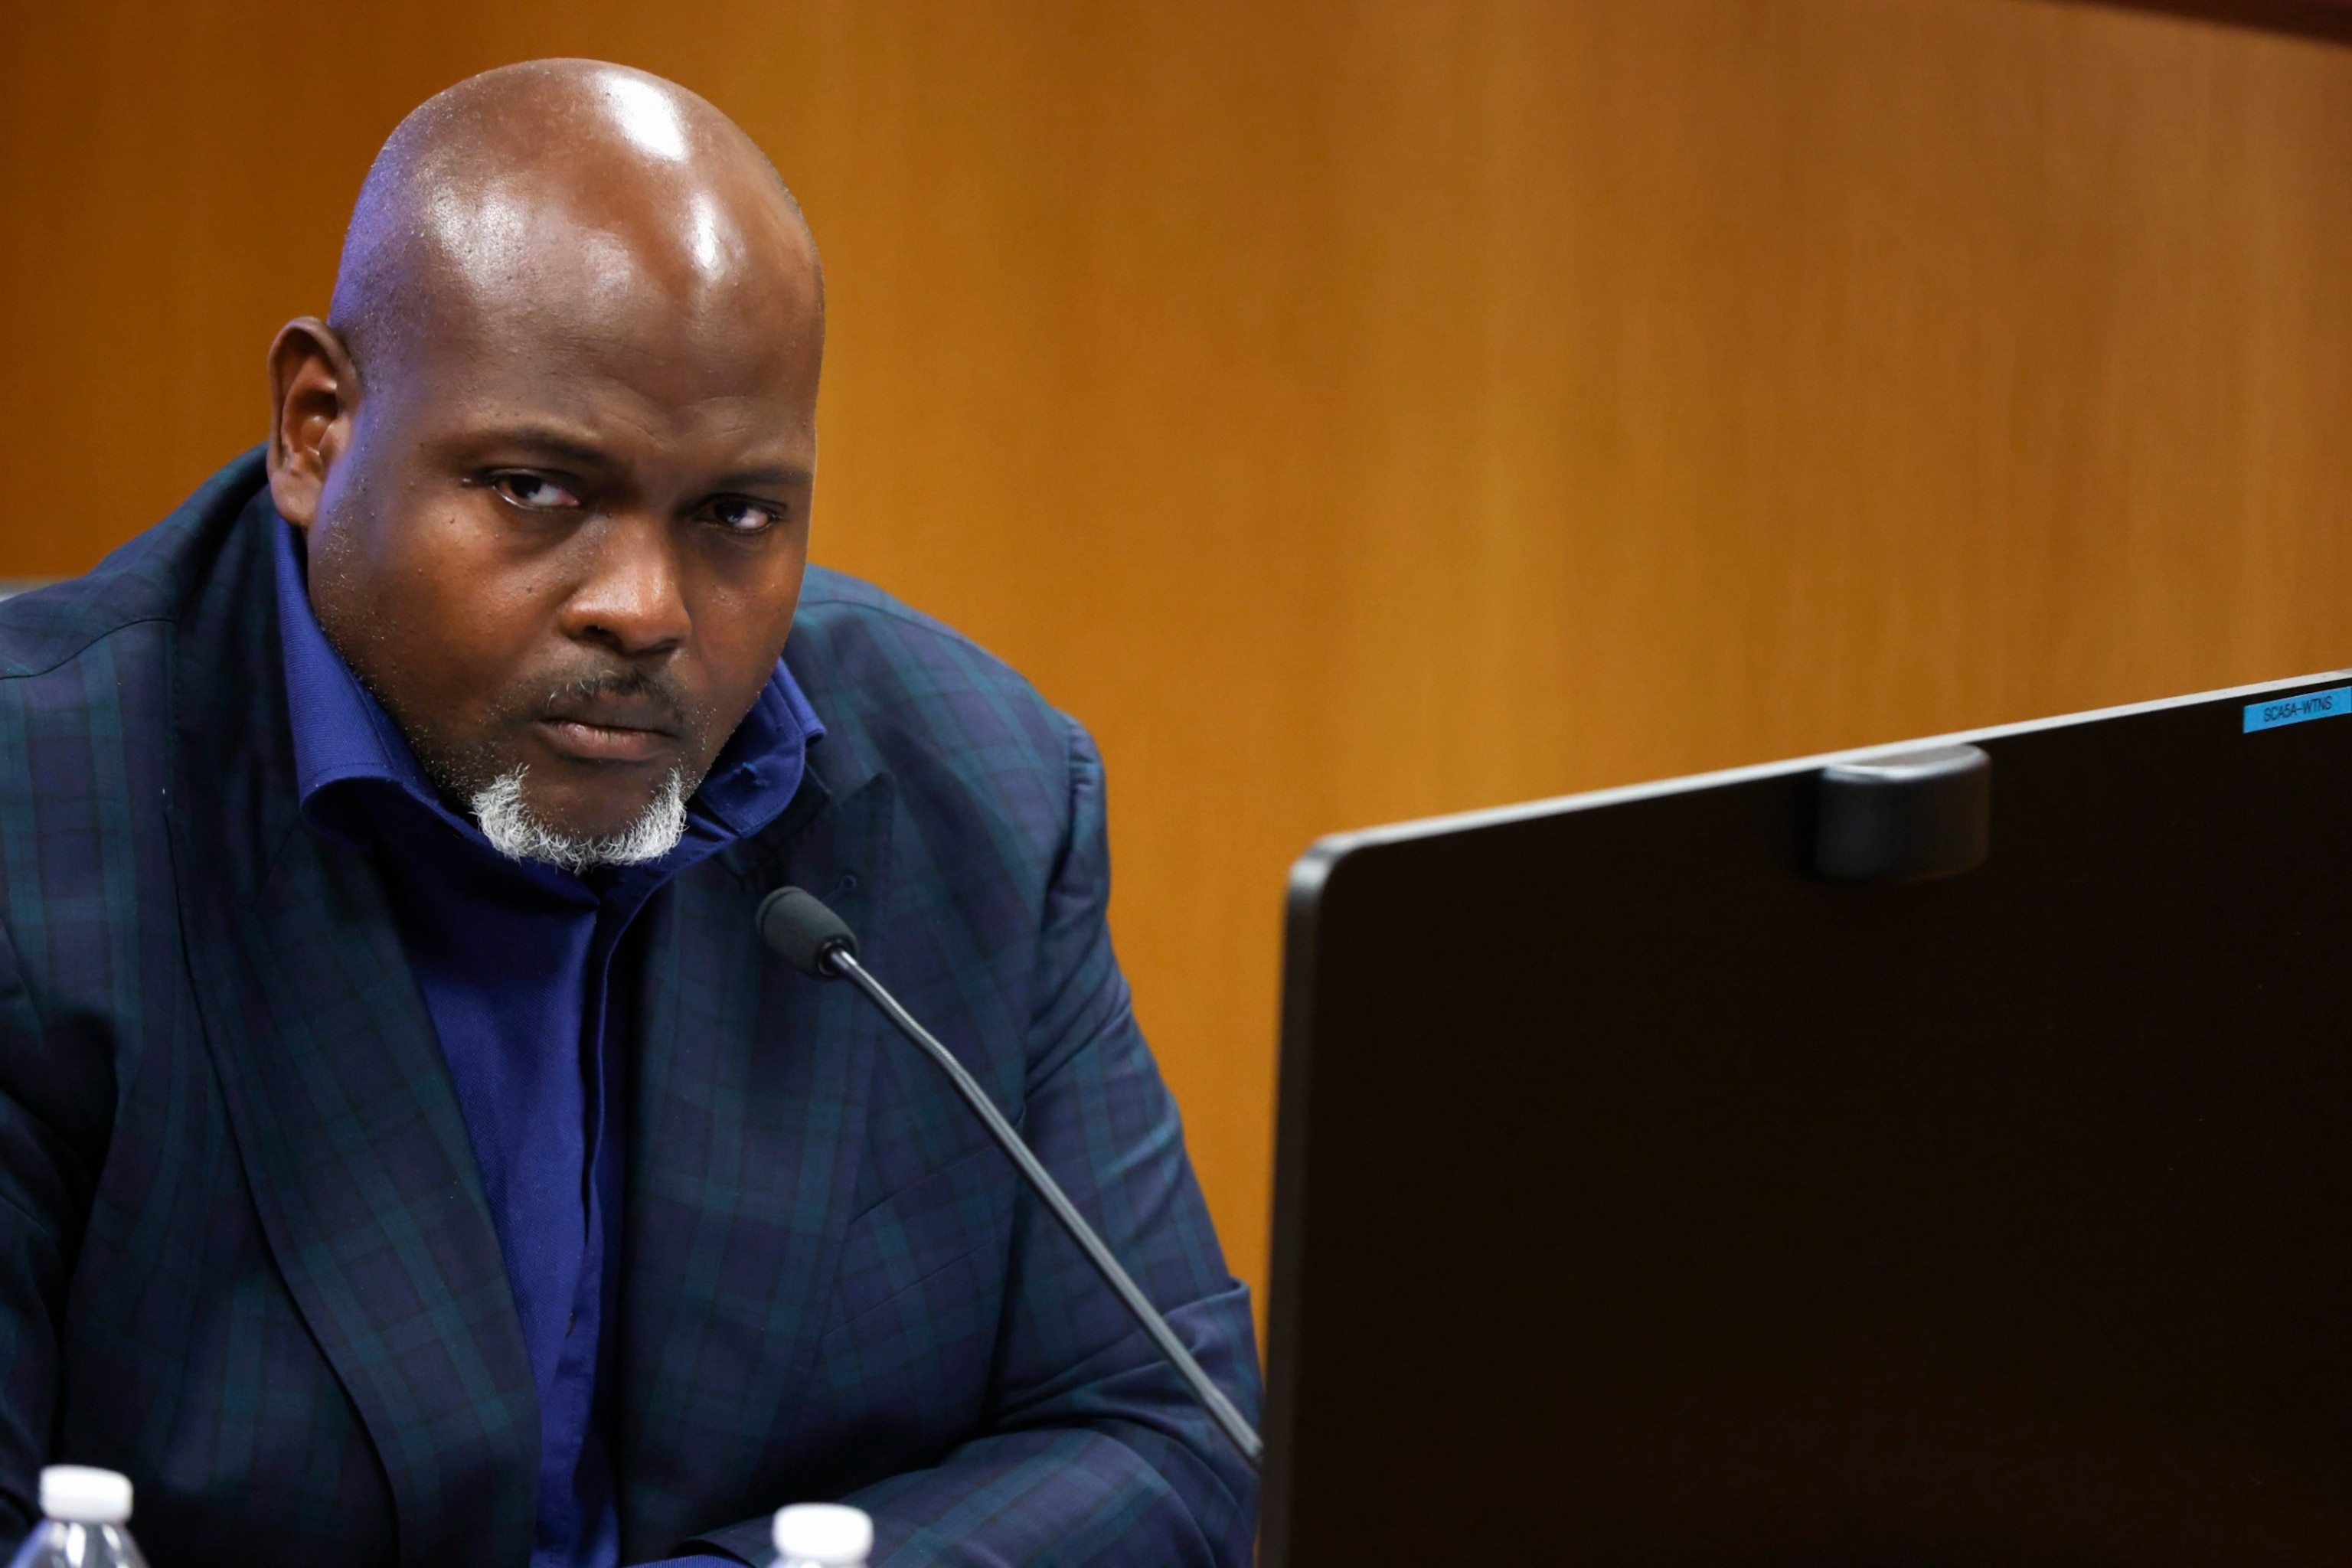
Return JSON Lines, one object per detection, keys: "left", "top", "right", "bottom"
{"left": 534, "top": 697, "right": 682, "bottom": 765}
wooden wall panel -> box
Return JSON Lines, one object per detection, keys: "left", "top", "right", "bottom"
{"left": 6, "top": 0, "right": 2352, "bottom": 1332}
{"left": 2083, "top": 0, "right": 2352, "bottom": 44}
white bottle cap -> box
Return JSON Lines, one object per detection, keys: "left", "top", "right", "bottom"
{"left": 41, "top": 1465, "right": 132, "bottom": 1525}
{"left": 772, "top": 1502, "right": 873, "bottom": 1566}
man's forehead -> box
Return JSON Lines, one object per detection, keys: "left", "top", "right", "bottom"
{"left": 410, "top": 167, "right": 810, "bottom": 322}
{"left": 380, "top": 289, "right": 822, "bottom": 443}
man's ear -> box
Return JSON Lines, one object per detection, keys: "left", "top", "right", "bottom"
{"left": 266, "top": 318, "right": 359, "bottom": 530}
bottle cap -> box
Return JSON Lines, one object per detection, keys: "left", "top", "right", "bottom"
{"left": 772, "top": 1502, "right": 873, "bottom": 1565}
{"left": 41, "top": 1465, "right": 132, "bottom": 1525}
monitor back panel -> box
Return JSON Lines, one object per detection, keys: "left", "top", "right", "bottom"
{"left": 1266, "top": 676, "right": 2352, "bottom": 1567}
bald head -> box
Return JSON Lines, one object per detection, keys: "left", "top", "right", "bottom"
{"left": 267, "top": 60, "right": 827, "bottom": 867}
{"left": 328, "top": 60, "right": 822, "bottom": 385}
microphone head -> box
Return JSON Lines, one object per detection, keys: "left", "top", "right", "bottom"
{"left": 756, "top": 887, "right": 860, "bottom": 978}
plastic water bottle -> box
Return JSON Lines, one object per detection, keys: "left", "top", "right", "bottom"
{"left": 7, "top": 1465, "right": 148, "bottom": 1568}
{"left": 772, "top": 1502, "right": 872, "bottom": 1568}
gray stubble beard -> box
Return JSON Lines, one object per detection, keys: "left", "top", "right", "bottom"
{"left": 470, "top": 763, "right": 690, "bottom": 873}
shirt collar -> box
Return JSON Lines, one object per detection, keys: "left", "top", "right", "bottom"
{"left": 273, "top": 513, "right": 822, "bottom": 878}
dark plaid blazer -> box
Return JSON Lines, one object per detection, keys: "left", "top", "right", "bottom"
{"left": 0, "top": 452, "right": 1259, "bottom": 1566}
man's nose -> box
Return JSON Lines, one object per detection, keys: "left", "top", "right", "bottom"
{"left": 563, "top": 514, "right": 691, "bottom": 656}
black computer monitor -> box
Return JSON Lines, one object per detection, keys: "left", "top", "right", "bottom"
{"left": 1265, "top": 671, "right": 2352, "bottom": 1566}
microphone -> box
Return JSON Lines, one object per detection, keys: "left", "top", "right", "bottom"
{"left": 755, "top": 887, "right": 1265, "bottom": 1471}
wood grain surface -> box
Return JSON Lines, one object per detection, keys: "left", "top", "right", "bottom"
{"left": 2082, "top": 0, "right": 2352, "bottom": 44}
{"left": 6, "top": 0, "right": 2350, "bottom": 1332}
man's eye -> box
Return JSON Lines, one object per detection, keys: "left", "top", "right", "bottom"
{"left": 710, "top": 498, "right": 783, "bottom": 534}
{"left": 491, "top": 472, "right": 582, "bottom": 510}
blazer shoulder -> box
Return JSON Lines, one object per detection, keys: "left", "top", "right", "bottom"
{"left": 793, "top": 566, "right": 1025, "bottom": 682}
{"left": 0, "top": 449, "right": 270, "bottom": 682}
{"left": 0, "top": 560, "right": 172, "bottom": 684}
{"left": 786, "top": 571, "right": 1086, "bottom": 846}
{"left": 789, "top": 565, "right": 1077, "bottom": 767}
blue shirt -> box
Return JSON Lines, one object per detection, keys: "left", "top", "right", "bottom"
{"left": 274, "top": 519, "right": 819, "bottom": 1566}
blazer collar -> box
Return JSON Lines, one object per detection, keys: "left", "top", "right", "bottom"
{"left": 615, "top": 755, "right": 897, "bottom": 1558}
{"left": 166, "top": 475, "right": 539, "bottom": 1566}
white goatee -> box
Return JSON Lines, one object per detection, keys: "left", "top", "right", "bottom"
{"left": 470, "top": 764, "right": 688, "bottom": 874}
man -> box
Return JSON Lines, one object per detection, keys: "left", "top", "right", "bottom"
{"left": 0, "top": 60, "right": 1258, "bottom": 1567}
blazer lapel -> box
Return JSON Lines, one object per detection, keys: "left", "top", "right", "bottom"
{"left": 165, "top": 493, "right": 536, "bottom": 1567}
{"left": 616, "top": 747, "right": 897, "bottom": 1557}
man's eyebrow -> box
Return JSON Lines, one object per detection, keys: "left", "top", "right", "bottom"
{"left": 459, "top": 430, "right": 812, "bottom": 492}
{"left": 708, "top": 462, "right": 815, "bottom": 493}
{"left": 468, "top": 426, "right": 618, "bottom": 471}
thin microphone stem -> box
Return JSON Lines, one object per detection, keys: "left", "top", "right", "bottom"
{"left": 827, "top": 947, "right": 1265, "bottom": 1471}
